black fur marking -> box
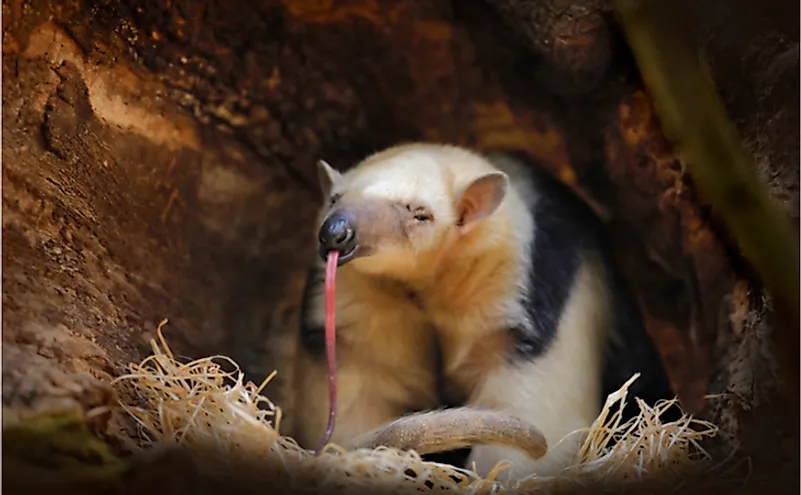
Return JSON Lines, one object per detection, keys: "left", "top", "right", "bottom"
{"left": 501, "top": 154, "right": 598, "bottom": 360}
{"left": 298, "top": 265, "right": 327, "bottom": 358}
{"left": 488, "top": 150, "right": 677, "bottom": 423}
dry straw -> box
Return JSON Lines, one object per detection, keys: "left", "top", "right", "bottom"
{"left": 110, "top": 320, "right": 744, "bottom": 494}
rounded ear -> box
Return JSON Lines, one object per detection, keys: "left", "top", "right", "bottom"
{"left": 455, "top": 171, "right": 509, "bottom": 232}
{"left": 317, "top": 159, "right": 343, "bottom": 197}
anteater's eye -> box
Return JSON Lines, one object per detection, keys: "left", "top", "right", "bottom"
{"left": 329, "top": 193, "right": 342, "bottom": 205}
{"left": 406, "top": 204, "right": 433, "bottom": 223}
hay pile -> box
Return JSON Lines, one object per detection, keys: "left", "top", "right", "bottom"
{"left": 110, "top": 321, "right": 743, "bottom": 494}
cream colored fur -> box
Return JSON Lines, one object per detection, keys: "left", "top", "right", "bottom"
{"left": 465, "top": 258, "right": 612, "bottom": 483}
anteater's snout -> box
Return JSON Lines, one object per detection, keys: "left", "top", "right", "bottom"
{"left": 318, "top": 210, "right": 357, "bottom": 262}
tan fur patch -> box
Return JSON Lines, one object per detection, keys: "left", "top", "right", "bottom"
{"left": 439, "top": 329, "right": 514, "bottom": 405}
{"left": 292, "top": 349, "right": 431, "bottom": 448}
{"left": 289, "top": 265, "right": 442, "bottom": 449}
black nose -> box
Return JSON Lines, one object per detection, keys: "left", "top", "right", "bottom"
{"left": 318, "top": 211, "right": 357, "bottom": 255}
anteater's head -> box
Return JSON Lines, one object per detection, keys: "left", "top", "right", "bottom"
{"left": 314, "top": 144, "right": 511, "bottom": 279}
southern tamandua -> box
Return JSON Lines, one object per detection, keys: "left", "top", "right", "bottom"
{"left": 290, "top": 143, "right": 674, "bottom": 482}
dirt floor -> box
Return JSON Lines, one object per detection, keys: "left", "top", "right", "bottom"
{"left": 2, "top": 0, "right": 799, "bottom": 491}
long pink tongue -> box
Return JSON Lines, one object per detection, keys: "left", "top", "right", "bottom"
{"left": 315, "top": 250, "right": 339, "bottom": 455}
